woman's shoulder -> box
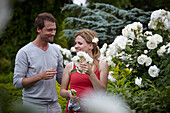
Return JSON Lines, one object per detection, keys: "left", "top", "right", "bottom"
{"left": 65, "top": 62, "right": 74, "bottom": 71}
{"left": 99, "top": 60, "right": 108, "bottom": 70}
{"left": 99, "top": 60, "right": 108, "bottom": 66}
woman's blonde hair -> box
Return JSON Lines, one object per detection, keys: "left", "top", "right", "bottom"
{"left": 75, "top": 29, "right": 101, "bottom": 70}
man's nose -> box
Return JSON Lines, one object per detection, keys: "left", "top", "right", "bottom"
{"left": 51, "top": 30, "right": 56, "bottom": 35}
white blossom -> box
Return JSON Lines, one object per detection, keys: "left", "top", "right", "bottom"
{"left": 137, "top": 54, "right": 148, "bottom": 65}
{"left": 64, "top": 60, "right": 69, "bottom": 66}
{"left": 144, "top": 50, "right": 148, "bottom": 54}
{"left": 126, "top": 39, "right": 133, "bottom": 45}
{"left": 108, "top": 71, "right": 117, "bottom": 82}
{"left": 76, "top": 51, "right": 93, "bottom": 64}
{"left": 100, "top": 43, "right": 107, "bottom": 54}
{"left": 157, "top": 45, "right": 166, "bottom": 56}
{"left": 70, "top": 46, "right": 76, "bottom": 52}
{"left": 144, "top": 31, "right": 153, "bottom": 36}
{"left": 135, "top": 77, "right": 143, "bottom": 87}
{"left": 145, "top": 57, "right": 152, "bottom": 66}
{"left": 166, "top": 43, "right": 170, "bottom": 53}
{"left": 148, "top": 65, "right": 160, "bottom": 77}
{"left": 148, "top": 9, "right": 170, "bottom": 30}
{"left": 62, "top": 48, "right": 72, "bottom": 58}
{"left": 122, "top": 22, "right": 143, "bottom": 40}
{"left": 114, "top": 35, "right": 128, "bottom": 50}
{"left": 152, "top": 34, "right": 163, "bottom": 44}
{"left": 71, "top": 56, "right": 80, "bottom": 66}
{"left": 92, "top": 37, "right": 99, "bottom": 43}
{"left": 147, "top": 39, "right": 158, "bottom": 49}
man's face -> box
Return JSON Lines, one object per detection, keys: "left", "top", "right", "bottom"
{"left": 38, "top": 20, "right": 56, "bottom": 42}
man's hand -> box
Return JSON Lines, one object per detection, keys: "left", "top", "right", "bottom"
{"left": 40, "top": 68, "right": 57, "bottom": 80}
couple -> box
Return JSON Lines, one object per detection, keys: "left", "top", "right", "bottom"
{"left": 13, "top": 12, "right": 108, "bottom": 113}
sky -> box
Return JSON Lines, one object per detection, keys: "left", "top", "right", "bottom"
{"left": 73, "top": 0, "right": 87, "bottom": 6}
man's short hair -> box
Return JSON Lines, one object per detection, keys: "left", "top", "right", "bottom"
{"left": 35, "top": 12, "right": 56, "bottom": 34}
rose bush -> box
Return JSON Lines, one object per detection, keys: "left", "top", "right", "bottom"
{"left": 54, "top": 9, "right": 170, "bottom": 112}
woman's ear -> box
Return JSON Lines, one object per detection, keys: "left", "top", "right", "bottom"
{"left": 89, "top": 43, "right": 93, "bottom": 50}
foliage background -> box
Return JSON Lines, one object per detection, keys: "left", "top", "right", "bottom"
{"left": 0, "top": 0, "right": 169, "bottom": 113}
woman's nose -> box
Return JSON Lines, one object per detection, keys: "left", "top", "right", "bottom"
{"left": 75, "top": 44, "right": 78, "bottom": 48}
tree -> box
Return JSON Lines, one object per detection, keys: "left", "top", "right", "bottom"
{"left": 0, "top": 0, "right": 72, "bottom": 73}
{"left": 61, "top": 3, "right": 151, "bottom": 48}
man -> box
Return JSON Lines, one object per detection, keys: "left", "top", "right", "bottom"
{"left": 13, "top": 12, "right": 63, "bottom": 113}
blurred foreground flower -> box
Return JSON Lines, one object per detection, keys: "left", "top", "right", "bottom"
{"left": 82, "top": 92, "right": 132, "bottom": 113}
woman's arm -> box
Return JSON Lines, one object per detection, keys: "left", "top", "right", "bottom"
{"left": 60, "top": 62, "right": 72, "bottom": 98}
{"left": 60, "top": 62, "right": 80, "bottom": 102}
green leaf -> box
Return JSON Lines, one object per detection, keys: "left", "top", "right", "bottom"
{"left": 70, "top": 69, "right": 77, "bottom": 73}
{"left": 78, "top": 69, "right": 83, "bottom": 73}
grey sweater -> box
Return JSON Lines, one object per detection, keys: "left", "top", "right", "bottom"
{"left": 13, "top": 42, "right": 64, "bottom": 104}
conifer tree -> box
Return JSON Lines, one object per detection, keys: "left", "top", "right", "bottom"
{"left": 61, "top": 3, "right": 151, "bottom": 47}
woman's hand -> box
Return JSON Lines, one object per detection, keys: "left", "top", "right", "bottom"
{"left": 79, "top": 62, "right": 92, "bottom": 75}
{"left": 69, "top": 89, "right": 79, "bottom": 103}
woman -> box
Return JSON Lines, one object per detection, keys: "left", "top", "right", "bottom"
{"left": 60, "top": 29, "right": 108, "bottom": 113}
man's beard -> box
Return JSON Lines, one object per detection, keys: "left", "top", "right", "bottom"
{"left": 41, "top": 36, "right": 54, "bottom": 42}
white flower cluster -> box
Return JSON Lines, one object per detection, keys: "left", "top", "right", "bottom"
{"left": 146, "top": 34, "right": 163, "bottom": 49}
{"left": 108, "top": 71, "right": 117, "bottom": 83}
{"left": 100, "top": 10, "right": 169, "bottom": 83}
{"left": 99, "top": 43, "right": 116, "bottom": 67}
{"left": 53, "top": 44, "right": 72, "bottom": 65}
{"left": 157, "top": 42, "right": 170, "bottom": 56}
{"left": 71, "top": 51, "right": 93, "bottom": 66}
{"left": 148, "top": 9, "right": 170, "bottom": 30}
{"left": 137, "top": 54, "right": 152, "bottom": 66}
{"left": 106, "top": 36, "right": 128, "bottom": 56}
{"left": 122, "top": 22, "right": 143, "bottom": 42}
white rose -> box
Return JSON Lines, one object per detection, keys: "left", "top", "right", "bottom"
{"left": 144, "top": 50, "right": 148, "bottom": 54}
{"left": 70, "top": 46, "right": 76, "bottom": 52}
{"left": 144, "top": 31, "right": 152, "bottom": 36}
{"left": 148, "top": 65, "right": 160, "bottom": 77}
{"left": 157, "top": 45, "right": 166, "bottom": 56}
{"left": 64, "top": 60, "right": 69, "bottom": 65}
{"left": 153, "top": 34, "right": 163, "bottom": 44}
{"left": 108, "top": 71, "right": 117, "bottom": 82}
{"left": 147, "top": 40, "right": 158, "bottom": 49}
{"left": 137, "top": 54, "right": 147, "bottom": 65}
{"left": 135, "top": 77, "right": 143, "bottom": 87}
{"left": 114, "top": 36, "right": 128, "bottom": 50}
{"left": 145, "top": 57, "right": 152, "bottom": 66}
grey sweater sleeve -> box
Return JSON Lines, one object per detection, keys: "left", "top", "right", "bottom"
{"left": 55, "top": 46, "right": 64, "bottom": 85}
{"left": 13, "top": 49, "right": 28, "bottom": 89}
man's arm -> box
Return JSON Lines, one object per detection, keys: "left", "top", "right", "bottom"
{"left": 13, "top": 49, "right": 57, "bottom": 89}
{"left": 56, "top": 48, "right": 64, "bottom": 85}
{"left": 22, "top": 68, "right": 57, "bottom": 88}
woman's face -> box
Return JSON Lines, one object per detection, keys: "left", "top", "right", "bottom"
{"left": 75, "top": 35, "right": 91, "bottom": 53}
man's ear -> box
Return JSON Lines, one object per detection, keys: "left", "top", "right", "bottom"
{"left": 37, "top": 27, "right": 41, "bottom": 33}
